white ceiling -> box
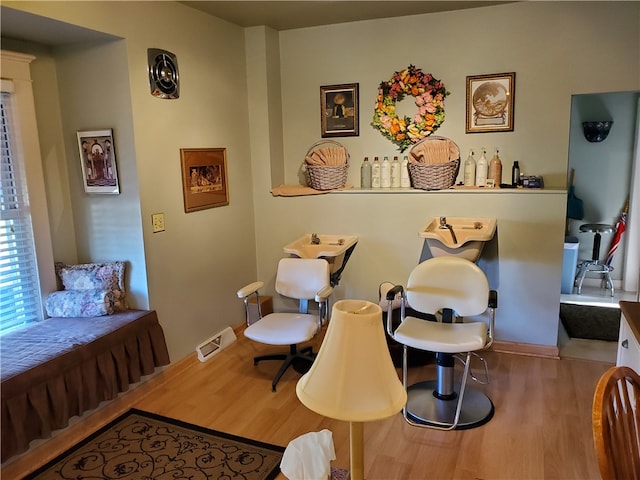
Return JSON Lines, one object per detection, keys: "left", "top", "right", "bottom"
{"left": 180, "top": 1, "right": 513, "bottom": 31}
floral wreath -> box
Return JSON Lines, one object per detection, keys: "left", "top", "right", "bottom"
{"left": 372, "top": 65, "right": 449, "bottom": 152}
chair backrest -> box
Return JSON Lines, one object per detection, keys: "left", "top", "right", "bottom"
{"left": 406, "top": 256, "right": 489, "bottom": 317}
{"left": 275, "top": 258, "right": 330, "bottom": 300}
{"left": 592, "top": 365, "right": 640, "bottom": 480}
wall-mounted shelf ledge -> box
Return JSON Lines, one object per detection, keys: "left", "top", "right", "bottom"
{"left": 333, "top": 187, "right": 565, "bottom": 194}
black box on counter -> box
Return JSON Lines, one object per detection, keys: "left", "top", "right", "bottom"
{"left": 522, "top": 176, "right": 544, "bottom": 188}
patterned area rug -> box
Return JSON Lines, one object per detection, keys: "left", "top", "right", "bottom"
{"left": 25, "top": 409, "right": 284, "bottom": 480}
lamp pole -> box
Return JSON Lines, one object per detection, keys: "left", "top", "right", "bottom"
{"left": 350, "top": 421, "right": 364, "bottom": 480}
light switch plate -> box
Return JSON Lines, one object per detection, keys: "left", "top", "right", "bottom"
{"left": 151, "top": 213, "right": 165, "bottom": 233}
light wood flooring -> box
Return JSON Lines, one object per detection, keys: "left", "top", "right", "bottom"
{"left": 2, "top": 327, "right": 614, "bottom": 480}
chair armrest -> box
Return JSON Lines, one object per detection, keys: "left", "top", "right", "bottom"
{"left": 315, "top": 285, "right": 334, "bottom": 303}
{"left": 315, "top": 285, "right": 334, "bottom": 326}
{"left": 486, "top": 289, "right": 498, "bottom": 348}
{"left": 386, "top": 285, "right": 404, "bottom": 301}
{"left": 386, "top": 285, "right": 405, "bottom": 337}
{"left": 237, "top": 281, "right": 264, "bottom": 299}
{"left": 488, "top": 290, "right": 498, "bottom": 309}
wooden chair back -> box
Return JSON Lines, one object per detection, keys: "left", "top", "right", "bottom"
{"left": 592, "top": 365, "right": 640, "bottom": 479}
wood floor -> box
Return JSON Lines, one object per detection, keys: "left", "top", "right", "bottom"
{"left": 2, "top": 328, "right": 613, "bottom": 480}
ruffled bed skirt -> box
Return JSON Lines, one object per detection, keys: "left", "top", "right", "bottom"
{"left": 0, "top": 310, "right": 170, "bottom": 462}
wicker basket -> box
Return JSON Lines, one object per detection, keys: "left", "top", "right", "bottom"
{"left": 303, "top": 140, "right": 350, "bottom": 190}
{"left": 407, "top": 136, "right": 460, "bottom": 190}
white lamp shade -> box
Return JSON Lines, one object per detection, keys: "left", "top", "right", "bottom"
{"left": 296, "top": 300, "right": 407, "bottom": 422}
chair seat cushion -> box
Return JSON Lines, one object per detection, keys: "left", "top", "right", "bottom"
{"left": 244, "top": 313, "right": 319, "bottom": 345}
{"left": 393, "top": 316, "right": 487, "bottom": 353}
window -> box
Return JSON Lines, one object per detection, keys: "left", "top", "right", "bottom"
{"left": 0, "top": 85, "right": 42, "bottom": 334}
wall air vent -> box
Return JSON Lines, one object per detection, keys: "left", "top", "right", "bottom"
{"left": 196, "top": 327, "right": 236, "bottom": 362}
{"left": 147, "top": 48, "right": 179, "bottom": 99}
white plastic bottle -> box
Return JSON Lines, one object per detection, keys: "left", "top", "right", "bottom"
{"left": 360, "top": 157, "right": 372, "bottom": 189}
{"left": 371, "top": 156, "right": 381, "bottom": 188}
{"left": 400, "top": 155, "right": 411, "bottom": 188}
{"left": 463, "top": 149, "right": 476, "bottom": 186}
{"left": 390, "top": 156, "right": 401, "bottom": 188}
{"left": 381, "top": 156, "right": 391, "bottom": 188}
{"left": 476, "top": 147, "right": 488, "bottom": 187}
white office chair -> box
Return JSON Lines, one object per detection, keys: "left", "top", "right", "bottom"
{"left": 385, "top": 256, "right": 497, "bottom": 430}
{"left": 237, "top": 258, "right": 333, "bottom": 391}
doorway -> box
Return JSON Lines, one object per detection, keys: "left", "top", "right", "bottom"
{"left": 560, "top": 91, "right": 640, "bottom": 362}
{"left": 566, "top": 91, "right": 639, "bottom": 299}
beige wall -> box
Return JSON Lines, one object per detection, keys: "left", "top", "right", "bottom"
{"left": 278, "top": 2, "right": 639, "bottom": 189}
{"left": 20, "top": 41, "right": 78, "bottom": 265}
{"left": 250, "top": 1, "right": 640, "bottom": 348}
{"left": 56, "top": 39, "right": 149, "bottom": 306}
{"left": 5, "top": 1, "right": 257, "bottom": 360}
{"left": 3, "top": 1, "right": 639, "bottom": 360}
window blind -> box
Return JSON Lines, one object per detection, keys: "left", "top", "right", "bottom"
{"left": 0, "top": 89, "right": 42, "bottom": 333}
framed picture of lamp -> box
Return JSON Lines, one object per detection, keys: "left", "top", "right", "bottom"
{"left": 180, "top": 148, "right": 229, "bottom": 213}
{"left": 465, "top": 72, "right": 516, "bottom": 133}
{"left": 320, "top": 83, "right": 359, "bottom": 138}
{"left": 77, "top": 129, "right": 120, "bottom": 194}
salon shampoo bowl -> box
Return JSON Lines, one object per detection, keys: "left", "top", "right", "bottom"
{"left": 420, "top": 217, "right": 496, "bottom": 262}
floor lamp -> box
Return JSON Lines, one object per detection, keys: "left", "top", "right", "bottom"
{"left": 296, "top": 299, "right": 407, "bottom": 480}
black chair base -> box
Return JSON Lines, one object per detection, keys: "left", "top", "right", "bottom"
{"left": 406, "top": 380, "right": 494, "bottom": 430}
{"left": 254, "top": 345, "right": 314, "bottom": 391}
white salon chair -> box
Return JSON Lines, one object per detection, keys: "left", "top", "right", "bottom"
{"left": 237, "top": 258, "right": 333, "bottom": 391}
{"left": 385, "top": 256, "right": 497, "bottom": 430}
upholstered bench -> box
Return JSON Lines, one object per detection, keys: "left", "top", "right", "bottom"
{"left": 0, "top": 261, "right": 170, "bottom": 462}
{"left": 0, "top": 309, "right": 170, "bottom": 462}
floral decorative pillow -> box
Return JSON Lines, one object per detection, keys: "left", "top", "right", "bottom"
{"left": 58, "top": 261, "right": 128, "bottom": 311}
{"left": 46, "top": 289, "right": 116, "bottom": 318}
